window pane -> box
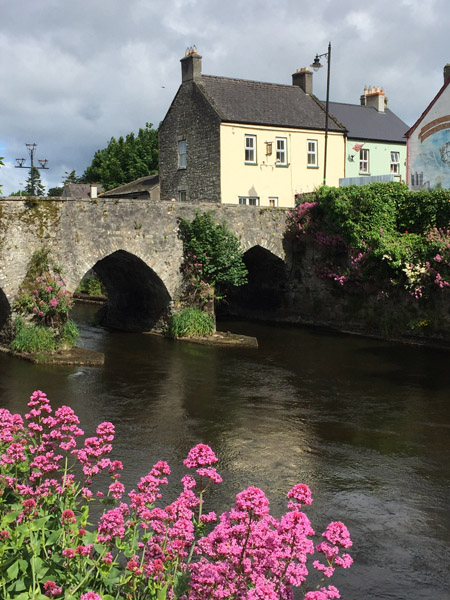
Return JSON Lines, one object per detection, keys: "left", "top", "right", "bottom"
{"left": 178, "top": 140, "right": 186, "bottom": 169}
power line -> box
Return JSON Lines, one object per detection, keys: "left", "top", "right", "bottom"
{"left": 15, "top": 143, "right": 49, "bottom": 195}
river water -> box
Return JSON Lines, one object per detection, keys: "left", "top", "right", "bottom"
{"left": 0, "top": 303, "right": 449, "bottom": 599}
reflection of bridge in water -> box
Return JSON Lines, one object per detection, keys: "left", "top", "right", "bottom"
{"left": 0, "top": 198, "right": 288, "bottom": 332}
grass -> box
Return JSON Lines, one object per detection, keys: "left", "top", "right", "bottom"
{"left": 168, "top": 307, "right": 215, "bottom": 339}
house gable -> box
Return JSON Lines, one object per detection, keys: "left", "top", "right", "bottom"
{"left": 407, "top": 66, "right": 450, "bottom": 190}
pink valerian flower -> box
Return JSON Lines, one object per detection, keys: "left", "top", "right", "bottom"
{"left": 61, "top": 509, "right": 76, "bottom": 525}
{"left": 322, "top": 522, "right": 352, "bottom": 548}
{"left": 287, "top": 483, "right": 313, "bottom": 509}
{"left": 182, "top": 474, "right": 197, "bottom": 490}
{"left": 128, "top": 461, "right": 171, "bottom": 515}
{"left": 75, "top": 544, "right": 94, "bottom": 556}
{"left": 196, "top": 467, "right": 222, "bottom": 485}
{"left": 234, "top": 486, "right": 270, "bottom": 518}
{"left": 0, "top": 409, "right": 24, "bottom": 442}
{"left": 43, "top": 580, "right": 63, "bottom": 598}
{"left": 97, "top": 504, "right": 129, "bottom": 542}
{"left": 80, "top": 593, "right": 103, "bottom": 600}
{"left": 200, "top": 511, "right": 217, "bottom": 524}
{"left": 109, "top": 480, "right": 125, "bottom": 499}
{"left": 305, "top": 586, "right": 341, "bottom": 600}
{"left": 184, "top": 444, "right": 218, "bottom": 468}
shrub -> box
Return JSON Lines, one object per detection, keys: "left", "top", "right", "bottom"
{"left": 12, "top": 248, "right": 78, "bottom": 351}
{"left": 179, "top": 212, "right": 247, "bottom": 303}
{"left": 0, "top": 391, "right": 353, "bottom": 599}
{"left": 168, "top": 307, "right": 215, "bottom": 338}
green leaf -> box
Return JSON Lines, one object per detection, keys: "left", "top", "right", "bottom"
{"left": 156, "top": 583, "right": 168, "bottom": 600}
{"left": 3, "top": 511, "right": 19, "bottom": 524}
{"left": 6, "top": 560, "right": 19, "bottom": 580}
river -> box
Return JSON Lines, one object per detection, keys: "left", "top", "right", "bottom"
{"left": 1, "top": 302, "right": 449, "bottom": 599}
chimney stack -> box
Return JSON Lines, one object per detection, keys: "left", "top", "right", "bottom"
{"left": 90, "top": 184, "right": 98, "bottom": 199}
{"left": 360, "top": 86, "right": 386, "bottom": 112}
{"left": 181, "top": 47, "right": 202, "bottom": 83}
{"left": 292, "top": 67, "right": 313, "bottom": 94}
{"left": 444, "top": 64, "right": 450, "bottom": 83}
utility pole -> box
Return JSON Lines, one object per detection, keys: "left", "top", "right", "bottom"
{"left": 15, "top": 143, "right": 49, "bottom": 196}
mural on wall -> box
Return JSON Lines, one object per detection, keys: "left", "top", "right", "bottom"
{"left": 410, "top": 124, "right": 450, "bottom": 190}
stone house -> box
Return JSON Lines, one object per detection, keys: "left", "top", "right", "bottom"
{"left": 327, "top": 88, "right": 409, "bottom": 185}
{"left": 406, "top": 65, "right": 450, "bottom": 190}
{"left": 159, "top": 51, "right": 346, "bottom": 207}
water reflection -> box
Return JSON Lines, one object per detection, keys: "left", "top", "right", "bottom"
{"left": 0, "top": 303, "right": 449, "bottom": 599}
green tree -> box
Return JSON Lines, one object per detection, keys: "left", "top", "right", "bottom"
{"left": 180, "top": 212, "right": 248, "bottom": 304}
{"left": 24, "top": 166, "right": 46, "bottom": 196}
{"left": 84, "top": 122, "right": 158, "bottom": 190}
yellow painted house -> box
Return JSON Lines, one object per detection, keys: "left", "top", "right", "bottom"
{"left": 159, "top": 51, "right": 346, "bottom": 207}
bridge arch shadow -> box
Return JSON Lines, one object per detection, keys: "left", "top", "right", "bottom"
{"left": 87, "top": 250, "right": 171, "bottom": 332}
{"left": 0, "top": 289, "right": 11, "bottom": 335}
{"left": 219, "top": 245, "right": 288, "bottom": 318}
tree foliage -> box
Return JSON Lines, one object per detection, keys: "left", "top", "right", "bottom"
{"left": 24, "top": 166, "right": 46, "bottom": 196}
{"left": 180, "top": 212, "right": 248, "bottom": 301}
{"left": 84, "top": 123, "right": 159, "bottom": 190}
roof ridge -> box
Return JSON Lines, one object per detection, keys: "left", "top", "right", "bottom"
{"left": 201, "top": 73, "right": 300, "bottom": 90}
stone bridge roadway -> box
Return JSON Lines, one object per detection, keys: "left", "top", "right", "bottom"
{"left": 0, "top": 197, "right": 289, "bottom": 331}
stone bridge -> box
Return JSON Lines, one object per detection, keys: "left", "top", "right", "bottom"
{"left": 0, "top": 197, "right": 289, "bottom": 331}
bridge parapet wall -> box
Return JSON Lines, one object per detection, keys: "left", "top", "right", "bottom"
{"left": 0, "top": 197, "right": 288, "bottom": 306}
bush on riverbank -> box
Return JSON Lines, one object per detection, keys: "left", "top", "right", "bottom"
{"left": 287, "top": 183, "right": 450, "bottom": 333}
{"left": 0, "top": 391, "right": 353, "bottom": 600}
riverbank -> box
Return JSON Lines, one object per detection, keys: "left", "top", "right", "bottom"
{"left": 0, "top": 345, "right": 105, "bottom": 366}
{"left": 145, "top": 329, "right": 258, "bottom": 348}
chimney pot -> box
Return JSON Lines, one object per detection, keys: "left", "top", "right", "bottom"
{"left": 90, "top": 184, "right": 98, "bottom": 199}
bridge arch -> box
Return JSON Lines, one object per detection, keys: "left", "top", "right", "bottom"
{"left": 221, "top": 244, "right": 288, "bottom": 316}
{"left": 80, "top": 250, "right": 172, "bottom": 331}
{"left": 0, "top": 289, "right": 11, "bottom": 334}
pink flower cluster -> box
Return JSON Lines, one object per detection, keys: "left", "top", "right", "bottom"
{"left": 0, "top": 392, "right": 354, "bottom": 600}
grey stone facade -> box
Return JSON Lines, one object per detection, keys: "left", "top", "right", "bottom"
{"left": 159, "top": 79, "right": 221, "bottom": 203}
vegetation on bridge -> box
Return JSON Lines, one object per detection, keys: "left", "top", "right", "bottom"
{"left": 287, "top": 182, "right": 450, "bottom": 335}
{"left": 10, "top": 248, "right": 78, "bottom": 353}
{"left": 169, "top": 212, "right": 248, "bottom": 337}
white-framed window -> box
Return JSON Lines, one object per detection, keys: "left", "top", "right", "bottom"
{"left": 359, "top": 148, "right": 370, "bottom": 174}
{"left": 239, "top": 196, "right": 259, "bottom": 206}
{"left": 178, "top": 140, "right": 187, "bottom": 169}
{"left": 245, "top": 135, "right": 257, "bottom": 164}
{"left": 269, "top": 197, "right": 278, "bottom": 208}
{"left": 178, "top": 190, "right": 187, "bottom": 202}
{"left": 307, "top": 140, "right": 318, "bottom": 167}
{"left": 276, "top": 138, "right": 287, "bottom": 165}
{"left": 390, "top": 151, "right": 400, "bottom": 175}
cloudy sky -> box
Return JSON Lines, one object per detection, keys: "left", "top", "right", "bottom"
{"left": 0, "top": 0, "right": 448, "bottom": 194}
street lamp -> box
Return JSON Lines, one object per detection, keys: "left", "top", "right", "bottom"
{"left": 311, "top": 42, "right": 331, "bottom": 185}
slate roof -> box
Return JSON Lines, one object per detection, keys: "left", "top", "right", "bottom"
{"left": 100, "top": 174, "right": 159, "bottom": 199}
{"left": 61, "top": 183, "right": 104, "bottom": 199}
{"left": 196, "top": 75, "right": 346, "bottom": 133}
{"left": 327, "top": 101, "right": 409, "bottom": 143}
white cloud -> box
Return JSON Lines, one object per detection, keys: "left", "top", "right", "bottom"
{"left": 1, "top": 0, "right": 449, "bottom": 194}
